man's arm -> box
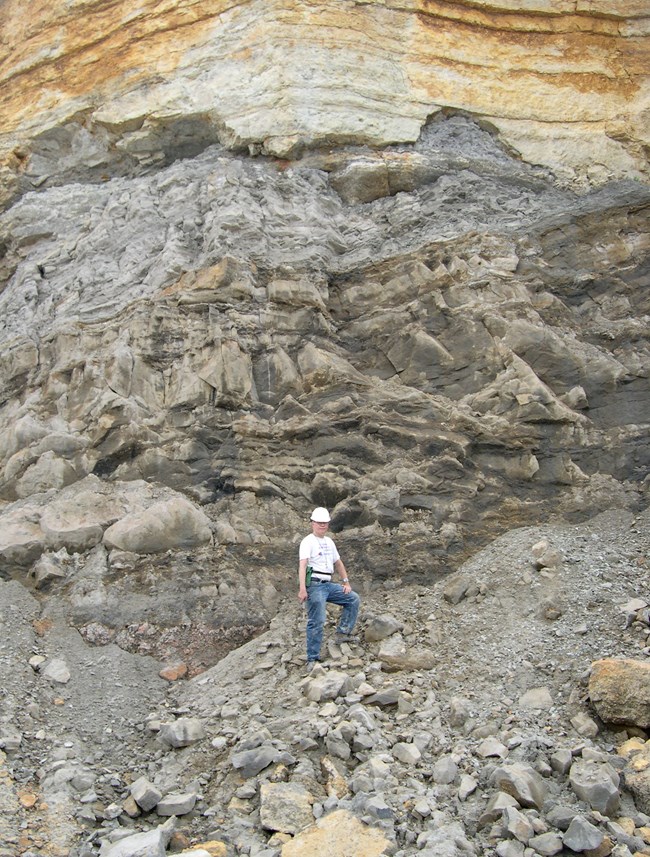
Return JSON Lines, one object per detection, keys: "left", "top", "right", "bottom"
{"left": 298, "top": 557, "right": 308, "bottom": 602}
{"left": 334, "top": 558, "right": 352, "bottom": 593}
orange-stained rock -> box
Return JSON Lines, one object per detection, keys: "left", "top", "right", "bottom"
{"left": 281, "top": 808, "right": 392, "bottom": 857}
{"left": 187, "top": 840, "right": 228, "bottom": 856}
{"left": 589, "top": 658, "right": 650, "bottom": 729}
{"left": 159, "top": 662, "right": 189, "bottom": 681}
{"left": 0, "top": 0, "right": 648, "bottom": 207}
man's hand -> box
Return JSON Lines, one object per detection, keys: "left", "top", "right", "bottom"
{"left": 341, "top": 583, "right": 352, "bottom": 594}
{"left": 299, "top": 586, "right": 308, "bottom": 603}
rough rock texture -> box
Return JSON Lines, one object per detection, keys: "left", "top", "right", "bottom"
{"left": 0, "top": 0, "right": 649, "bottom": 209}
{"left": 0, "top": 3, "right": 649, "bottom": 856}
{"left": 0, "top": 507, "right": 648, "bottom": 857}
{"left": 0, "top": 122, "right": 648, "bottom": 651}
{"left": 589, "top": 658, "right": 650, "bottom": 729}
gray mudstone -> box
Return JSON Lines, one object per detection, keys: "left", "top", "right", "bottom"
{"left": 42, "top": 658, "right": 71, "bottom": 684}
{"left": 544, "top": 804, "right": 578, "bottom": 831}
{"left": 98, "top": 818, "right": 175, "bottom": 856}
{"left": 326, "top": 728, "right": 352, "bottom": 760}
{"left": 571, "top": 712, "right": 599, "bottom": 738}
{"left": 549, "top": 749, "right": 573, "bottom": 776}
{"left": 364, "top": 686, "right": 400, "bottom": 707}
{"left": 432, "top": 755, "right": 458, "bottom": 784}
{"left": 477, "top": 791, "right": 520, "bottom": 829}
{"left": 231, "top": 743, "right": 280, "bottom": 779}
{"left": 155, "top": 792, "right": 197, "bottom": 816}
{"left": 304, "top": 670, "right": 351, "bottom": 702}
{"left": 130, "top": 776, "right": 162, "bottom": 812}
{"left": 449, "top": 696, "right": 472, "bottom": 727}
{"left": 489, "top": 762, "right": 548, "bottom": 810}
{"left": 562, "top": 816, "right": 604, "bottom": 852}
{"left": 392, "top": 742, "right": 421, "bottom": 765}
{"left": 158, "top": 717, "right": 206, "bottom": 748}
{"left": 496, "top": 843, "right": 525, "bottom": 857}
{"left": 569, "top": 760, "right": 620, "bottom": 816}
{"left": 364, "top": 795, "right": 395, "bottom": 820}
{"left": 443, "top": 576, "right": 470, "bottom": 604}
{"left": 527, "top": 832, "right": 564, "bottom": 855}
{"left": 502, "top": 806, "right": 534, "bottom": 843}
{"left": 0, "top": 726, "right": 22, "bottom": 751}
{"left": 364, "top": 614, "right": 403, "bottom": 642}
{"left": 103, "top": 496, "right": 212, "bottom": 553}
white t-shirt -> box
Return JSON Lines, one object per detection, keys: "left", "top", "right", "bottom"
{"left": 299, "top": 533, "right": 340, "bottom": 579}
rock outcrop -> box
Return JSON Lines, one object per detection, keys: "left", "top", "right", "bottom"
{"left": 1, "top": 0, "right": 649, "bottom": 209}
{"left": 0, "top": 4, "right": 648, "bottom": 855}
{"left": 2, "top": 508, "right": 649, "bottom": 856}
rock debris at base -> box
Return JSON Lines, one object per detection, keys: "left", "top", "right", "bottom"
{"left": 0, "top": 507, "right": 649, "bottom": 856}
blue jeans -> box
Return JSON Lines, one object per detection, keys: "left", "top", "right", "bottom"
{"left": 306, "top": 581, "right": 360, "bottom": 662}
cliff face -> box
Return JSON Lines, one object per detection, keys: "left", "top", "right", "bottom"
{"left": 0, "top": 0, "right": 649, "bottom": 211}
{"left": 0, "top": 4, "right": 649, "bottom": 855}
{"left": 0, "top": 2, "right": 648, "bottom": 635}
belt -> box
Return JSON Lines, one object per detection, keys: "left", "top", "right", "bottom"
{"left": 310, "top": 577, "right": 331, "bottom": 583}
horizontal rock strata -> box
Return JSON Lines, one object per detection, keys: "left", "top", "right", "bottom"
{"left": 0, "top": 0, "right": 648, "bottom": 208}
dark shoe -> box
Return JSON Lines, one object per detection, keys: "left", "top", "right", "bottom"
{"left": 334, "top": 632, "right": 360, "bottom": 645}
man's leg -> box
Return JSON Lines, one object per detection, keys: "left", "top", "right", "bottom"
{"left": 305, "top": 584, "right": 327, "bottom": 661}
{"left": 324, "top": 583, "right": 360, "bottom": 635}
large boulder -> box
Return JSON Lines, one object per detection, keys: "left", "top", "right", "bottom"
{"left": 589, "top": 658, "right": 650, "bottom": 729}
{"left": 103, "top": 497, "right": 212, "bottom": 553}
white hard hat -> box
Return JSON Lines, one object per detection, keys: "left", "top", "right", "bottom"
{"left": 310, "top": 507, "right": 331, "bottom": 523}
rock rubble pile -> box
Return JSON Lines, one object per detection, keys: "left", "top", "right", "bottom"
{"left": 1, "top": 507, "right": 649, "bottom": 857}
{"left": 0, "top": 6, "right": 647, "bottom": 857}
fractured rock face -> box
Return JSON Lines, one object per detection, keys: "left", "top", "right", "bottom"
{"left": 0, "top": 0, "right": 647, "bottom": 207}
{"left": 489, "top": 762, "right": 548, "bottom": 810}
{"left": 103, "top": 497, "right": 213, "bottom": 553}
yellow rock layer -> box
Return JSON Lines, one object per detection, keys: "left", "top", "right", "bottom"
{"left": 0, "top": 0, "right": 648, "bottom": 187}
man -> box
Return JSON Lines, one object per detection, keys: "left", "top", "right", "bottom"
{"left": 298, "top": 507, "right": 360, "bottom": 669}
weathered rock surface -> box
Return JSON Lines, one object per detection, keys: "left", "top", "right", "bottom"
{"left": 589, "top": 658, "right": 650, "bottom": 729}
{"left": 0, "top": 0, "right": 648, "bottom": 210}
{"left": 0, "top": 127, "right": 647, "bottom": 622}
{"left": 0, "top": 509, "right": 649, "bottom": 856}
{"left": 0, "top": 4, "right": 649, "bottom": 857}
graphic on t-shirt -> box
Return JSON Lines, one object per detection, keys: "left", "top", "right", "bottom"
{"left": 299, "top": 534, "right": 339, "bottom": 578}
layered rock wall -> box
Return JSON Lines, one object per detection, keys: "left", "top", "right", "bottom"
{"left": 0, "top": 1, "right": 648, "bottom": 667}
{"left": 0, "top": 0, "right": 648, "bottom": 209}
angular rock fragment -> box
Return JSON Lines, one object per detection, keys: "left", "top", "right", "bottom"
{"left": 99, "top": 816, "right": 175, "bottom": 856}
{"left": 618, "top": 739, "right": 650, "bottom": 814}
{"left": 364, "top": 614, "right": 403, "bottom": 642}
{"left": 130, "top": 776, "right": 162, "bottom": 812}
{"left": 303, "top": 670, "right": 351, "bottom": 702}
{"left": 231, "top": 743, "right": 280, "bottom": 779}
{"left": 280, "top": 808, "right": 392, "bottom": 856}
{"left": 260, "top": 781, "right": 314, "bottom": 833}
{"left": 502, "top": 805, "right": 534, "bottom": 843}
{"left": 156, "top": 791, "right": 198, "bottom": 816}
{"left": 377, "top": 633, "right": 435, "bottom": 671}
{"left": 42, "top": 657, "right": 71, "bottom": 684}
{"left": 103, "top": 497, "right": 212, "bottom": 553}
{"left": 489, "top": 763, "right": 547, "bottom": 810}
{"left": 562, "top": 816, "right": 604, "bottom": 852}
{"left": 569, "top": 760, "right": 620, "bottom": 816}
{"left": 158, "top": 717, "right": 206, "bottom": 748}
{"left": 392, "top": 742, "right": 421, "bottom": 765}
